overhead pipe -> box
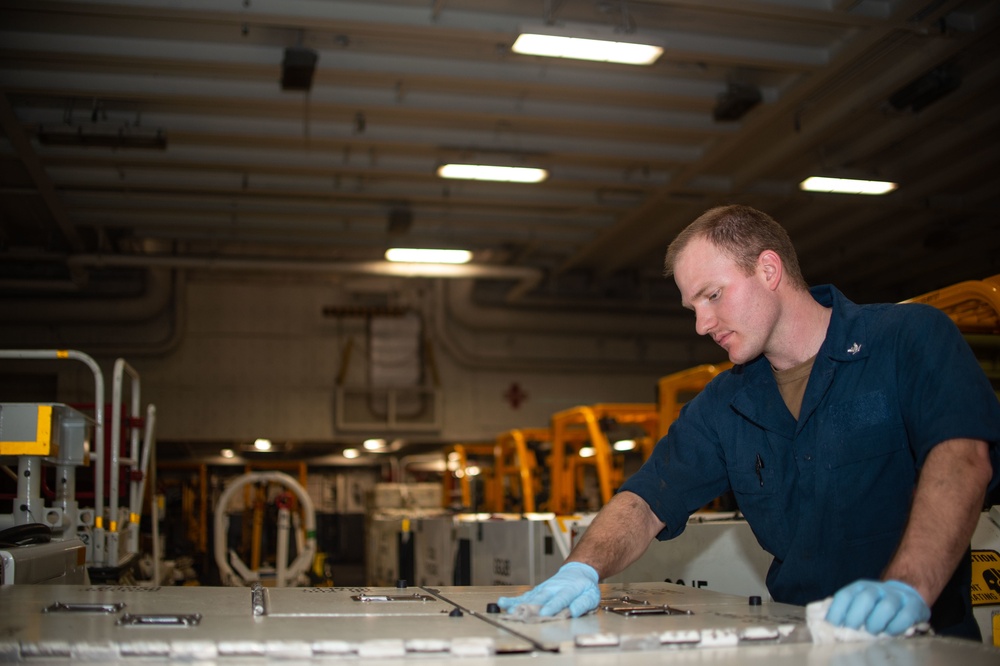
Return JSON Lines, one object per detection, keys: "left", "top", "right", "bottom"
{"left": 0, "top": 267, "right": 174, "bottom": 322}
{"left": 66, "top": 253, "right": 544, "bottom": 303}
{"left": 57, "top": 253, "right": 717, "bottom": 371}
{"left": 64, "top": 253, "right": 693, "bottom": 335}
{"left": 428, "top": 281, "right": 720, "bottom": 374}
{"left": 0, "top": 270, "right": 188, "bottom": 358}
{"left": 443, "top": 279, "right": 697, "bottom": 337}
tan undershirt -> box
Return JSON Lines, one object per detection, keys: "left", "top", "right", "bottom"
{"left": 773, "top": 354, "right": 816, "bottom": 420}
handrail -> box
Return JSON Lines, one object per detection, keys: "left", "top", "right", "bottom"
{"left": 109, "top": 358, "right": 141, "bottom": 565}
{"left": 0, "top": 349, "right": 106, "bottom": 563}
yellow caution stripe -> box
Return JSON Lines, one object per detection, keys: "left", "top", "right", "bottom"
{"left": 0, "top": 405, "right": 53, "bottom": 456}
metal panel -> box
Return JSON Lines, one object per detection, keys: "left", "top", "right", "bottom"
{"left": 1, "top": 582, "right": 998, "bottom": 664}
{"left": 0, "top": 538, "right": 88, "bottom": 585}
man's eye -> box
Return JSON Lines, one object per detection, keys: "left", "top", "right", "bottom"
{"left": 708, "top": 291, "right": 720, "bottom": 301}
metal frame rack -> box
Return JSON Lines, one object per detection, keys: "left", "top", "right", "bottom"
{"left": 0, "top": 350, "right": 157, "bottom": 577}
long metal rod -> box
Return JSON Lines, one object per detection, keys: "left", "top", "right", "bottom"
{"left": 138, "top": 404, "right": 158, "bottom": 582}
{"left": 418, "top": 587, "right": 559, "bottom": 654}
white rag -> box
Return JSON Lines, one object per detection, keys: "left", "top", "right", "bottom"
{"left": 805, "top": 597, "right": 929, "bottom": 644}
{"left": 499, "top": 604, "right": 573, "bottom": 623}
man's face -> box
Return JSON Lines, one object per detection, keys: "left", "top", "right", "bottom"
{"left": 674, "top": 236, "right": 776, "bottom": 365}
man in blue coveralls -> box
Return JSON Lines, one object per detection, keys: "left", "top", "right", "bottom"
{"left": 499, "top": 205, "right": 1000, "bottom": 639}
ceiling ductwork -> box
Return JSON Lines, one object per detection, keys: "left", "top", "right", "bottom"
{"left": 0, "top": 0, "right": 997, "bottom": 312}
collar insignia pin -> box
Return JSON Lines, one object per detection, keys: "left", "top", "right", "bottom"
{"left": 847, "top": 342, "right": 862, "bottom": 355}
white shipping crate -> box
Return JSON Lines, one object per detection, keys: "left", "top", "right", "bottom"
{"left": 369, "top": 483, "right": 442, "bottom": 510}
{"left": 337, "top": 471, "right": 376, "bottom": 514}
{"left": 456, "top": 514, "right": 563, "bottom": 587}
{"left": 367, "top": 509, "right": 449, "bottom": 586}
{"left": 412, "top": 515, "right": 458, "bottom": 587}
{"left": 570, "top": 512, "right": 772, "bottom": 600}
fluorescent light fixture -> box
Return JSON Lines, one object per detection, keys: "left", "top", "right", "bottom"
{"left": 437, "top": 163, "right": 548, "bottom": 183}
{"left": 513, "top": 25, "right": 663, "bottom": 65}
{"left": 253, "top": 438, "right": 272, "bottom": 451}
{"left": 343, "top": 448, "right": 360, "bottom": 459}
{"left": 363, "top": 438, "right": 385, "bottom": 450}
{"left": 385, "top": 248, "right": 473, "bottom": 264}
{"left": 612, "top": 439, "right": 637, "bottom": 452}
{"left": 799, "top": 176, "right": 898, "bottom": 195}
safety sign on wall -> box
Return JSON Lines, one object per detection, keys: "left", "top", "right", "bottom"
{"left": 971, "top": 550, "right": 1000, "bottom": 606}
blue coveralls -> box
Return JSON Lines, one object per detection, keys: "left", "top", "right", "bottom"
{"left": 621, "top": 284, "right": 1000, "bottom": 638}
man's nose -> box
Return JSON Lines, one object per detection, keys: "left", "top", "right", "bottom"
{"left": 694, "top": 308, "right": 715, "bottom": 336}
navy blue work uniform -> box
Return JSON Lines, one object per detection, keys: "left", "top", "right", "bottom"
{"left": 621, "top": 285, "right": 1000, "bottom": 638}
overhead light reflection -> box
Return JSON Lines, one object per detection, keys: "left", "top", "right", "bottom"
{"left": 513, "top": 26, "right": 663, "bottom": 66}
{"left": 799, "top": 176, "right": 897, "bottom": 195}
{"left": 385, "top": 248, "right": 473, "bottom": 264}
{"left": 363, "top": 438, "right": 386, "bottom": 450}
{"left": 436, "top": 164, "right": 548, "bottom": 183}
{"left": 613, "top": 439, "right": 637, "bottom": 452}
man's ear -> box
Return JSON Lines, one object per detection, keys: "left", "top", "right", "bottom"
{"left": 758, "top": 250, "right": 782, "bottom": 291}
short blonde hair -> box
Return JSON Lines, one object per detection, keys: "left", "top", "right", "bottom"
{"left": 664, "top": 205, "right": 808, "bottom": 290}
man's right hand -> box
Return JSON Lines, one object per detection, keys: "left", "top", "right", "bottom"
{"left": 496, "top": 562, "right": 601, "bottom": 618}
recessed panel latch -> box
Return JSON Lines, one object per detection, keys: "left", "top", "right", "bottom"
{"left": 351, "top": 593, "right": 435, "bottom": 602}
{"left": 116, "top": 613, "right": 202, "bottom": 627}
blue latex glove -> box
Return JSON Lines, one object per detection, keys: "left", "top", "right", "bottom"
{"left": 825, "top": 579, "right": 930, "bottom": 636}
{"left": 496, "top": 562, "right": 600, "bottom": 618}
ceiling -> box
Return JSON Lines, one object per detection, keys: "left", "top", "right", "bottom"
{"left": 1, "top": 0, "right": 999, "bottom": 313}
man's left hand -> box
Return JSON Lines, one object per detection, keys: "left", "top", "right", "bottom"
{"left": 825, "top": 580, "right": 930, "bottom": 636}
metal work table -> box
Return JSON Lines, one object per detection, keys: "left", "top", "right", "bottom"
{"left": 0, "top": 582, "right": 997, "bottom": 664}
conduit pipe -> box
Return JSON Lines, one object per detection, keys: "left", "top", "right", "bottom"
{"left": 1, "top": 270, "right": 188, "bottom": 358}
{"left": 1, "top": 268, "right": 174, "bottom": 322}
{"left": 64, "top": 253, "right": 691, "bottom": 337}
{"left": 55, "top": 254, "right": 717, "bottom": 372}
{"left": 443, "top": 279, "right": 697, "bottom": 337}
{"left": 429, "top": 281, "right": 719, "bottom": 374}
{"left": 66, "top": 254, "right": 544, "bottom": 302}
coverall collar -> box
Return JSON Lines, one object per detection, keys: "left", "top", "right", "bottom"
{"left": 729, "top": 284, "right": 869, "bottom": 434}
